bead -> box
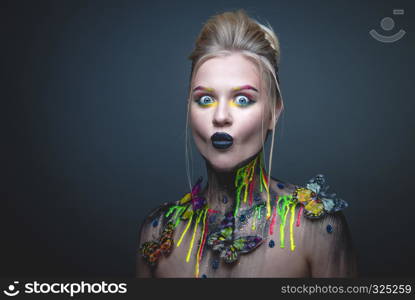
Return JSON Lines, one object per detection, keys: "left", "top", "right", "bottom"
{"left": 192, "top": 196, "right": 206, "bottom": 210}
{"left": 222, "top": 196, "right": 228, "bottom": 204}
{"left": 212, "top": 259, "right": 219, "bottom": 270}
{"left": 254, "top": 194, "right": 261, "bottom": 202}
{"left": 225, "top": 211, "right": 233, "bottom": 219}
{"left": 326, "top": 224, "right": 333, "bottom": 233}
{"left": 152, "top": 219, "right": 158, "bottom": 227}
{"left": 277, "top": 183, "right": 285, "bottom": 189}
{"left": 201, "top": 274, "right": 208, "bottom": 278}
{"left": 268, "top": 240, "right": 275, "bottom": 248}
{"left": 239, "top": 215, "right": 246, "bottom": 222}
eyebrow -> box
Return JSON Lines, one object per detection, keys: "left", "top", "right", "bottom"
{"left": 232, "top": 85, "right": 259, "bottom": 92}
{"left": 192, "top": 85, "right": 259, "bottom": 93}
{"left": 192, "top": 86, "right": 215, "bottom": 92}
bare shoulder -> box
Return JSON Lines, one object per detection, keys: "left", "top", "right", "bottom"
{"left": 269, "top": 175, "right": 358, "bottom": 277}
{"left": 301, "top": 210, "right": 353, "bottom": 248}
{"left": 138, "top": 202, "right": 174, "bottom": 242}
{"left": 268, "top": 176, "right": 297, "bottom": 197}
{"left": 301, "top": 211, "right": 358, "bottom": 277}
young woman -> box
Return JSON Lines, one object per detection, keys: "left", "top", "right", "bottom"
{"left": 136, "top": 9, "right": 357, "bottom": 278}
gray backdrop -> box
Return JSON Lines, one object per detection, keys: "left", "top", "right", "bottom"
{"left": 1, "top": 0, "right": 414, "bottom": 277}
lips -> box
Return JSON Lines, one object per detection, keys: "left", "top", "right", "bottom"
{"left": 211, "top": 132, "right": 233, "bottom": 149}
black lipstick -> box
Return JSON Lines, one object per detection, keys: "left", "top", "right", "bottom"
{"left": 211, "top": 132, "right": 233, "bottom": 149}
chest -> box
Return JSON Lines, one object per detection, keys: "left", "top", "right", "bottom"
{"left": 156, "top": 242, "right": 309, "bottom": 278}
{"left": 154, "top": 207, "right": 310, "bottom": 278}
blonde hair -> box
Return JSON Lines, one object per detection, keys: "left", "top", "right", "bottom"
{"left": 185, "top": 9, "right": 284, "bottom": 190}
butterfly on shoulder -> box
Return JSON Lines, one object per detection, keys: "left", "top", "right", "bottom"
{"left": 140, "top": 222, "right": 175, "bottom": 266}
{"left": 207, "top": 226, "right": 263, "bottom": 264}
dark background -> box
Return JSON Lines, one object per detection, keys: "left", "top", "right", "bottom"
{"left": 1, "top": 0, "right": 414, "bottom": 277}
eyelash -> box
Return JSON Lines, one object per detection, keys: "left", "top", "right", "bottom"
{"left": 194, "top": 94, "right": 255, "bottom": 107}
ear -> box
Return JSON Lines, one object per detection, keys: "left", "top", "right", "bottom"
{"left": 268, "top": 98, "right": 284, "bottom": 131}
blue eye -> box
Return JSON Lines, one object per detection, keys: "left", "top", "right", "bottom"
{"left": 234, "top": 95, "right": 253, "bottom": 106}
{"left": 196, "top": 95, "right": 215, "bottom": 106}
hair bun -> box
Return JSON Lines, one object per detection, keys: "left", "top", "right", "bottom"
{"left": 256, "top": 22, "right": 281, "bottom": 67}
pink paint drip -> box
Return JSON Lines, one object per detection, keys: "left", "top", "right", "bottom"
{"left": 261, "top": 167, "right": 269, "bottom": 185}
{"left": 296, "top": 206, "right": 303, "bottom": 227}
{"left": 269, "top": 195, "right": 278, "bottom": 235}
{"left": 269, "top": 209, "right": 276, "bottom": 235}
{"left": 198, "top": 212, "right": 210, "bottom": 263}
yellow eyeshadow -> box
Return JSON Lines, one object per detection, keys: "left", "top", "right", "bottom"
{"left": 229, "top": 101, "right": 239, "bottom": 107}
{"left": 200, "top": 102, "right": 217, "bottom": 108}
{"left": 199, "top": 101, "right": 244, "bottom": 108}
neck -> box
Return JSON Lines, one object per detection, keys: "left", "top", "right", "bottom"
{"left": 201, "top": 150, "right": 267, "bottom": 214}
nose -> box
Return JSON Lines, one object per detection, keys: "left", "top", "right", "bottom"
{"left": 212, "top": 99, "right": 232, "bottom": 127}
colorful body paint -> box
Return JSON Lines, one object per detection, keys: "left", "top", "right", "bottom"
{"left": 139, "top": 152, "right": 348, "bottom": 277}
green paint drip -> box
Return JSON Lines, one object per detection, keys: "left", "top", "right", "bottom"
{"left": 165, "top": 205, "right": 189, "bottom": 228}
{"left": 259, "top": 166, "right": 263, "bottom": 193}
{"left": 234, "top": 184, "right": 243, "bottom": 217}
{"left": 277, "top": 195, "right": 295, "bottom": 248}
{"left": 174, "top": 215, "right": 182, "bottom": 227}
{"left": 234, "top": 161, "right": 252, "bottom": 217}
{"left": 165, "top": 205, "right": 180, "bottom": 218}
{"left": 233, "top": 151, "right": 267, "bottom": 217}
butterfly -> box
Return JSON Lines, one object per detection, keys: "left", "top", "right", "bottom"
{"left": 140, "top": 222, "right": 175, "bottom": 266}
{"left": 292, "top": 174, "right": 348, "bottom": 219}
{"left": 207, "top": 224, "right": 263, "bottom": 264}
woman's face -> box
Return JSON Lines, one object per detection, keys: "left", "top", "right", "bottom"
{"left": 190, "top": 52, "right": 277, "bottom": 172}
